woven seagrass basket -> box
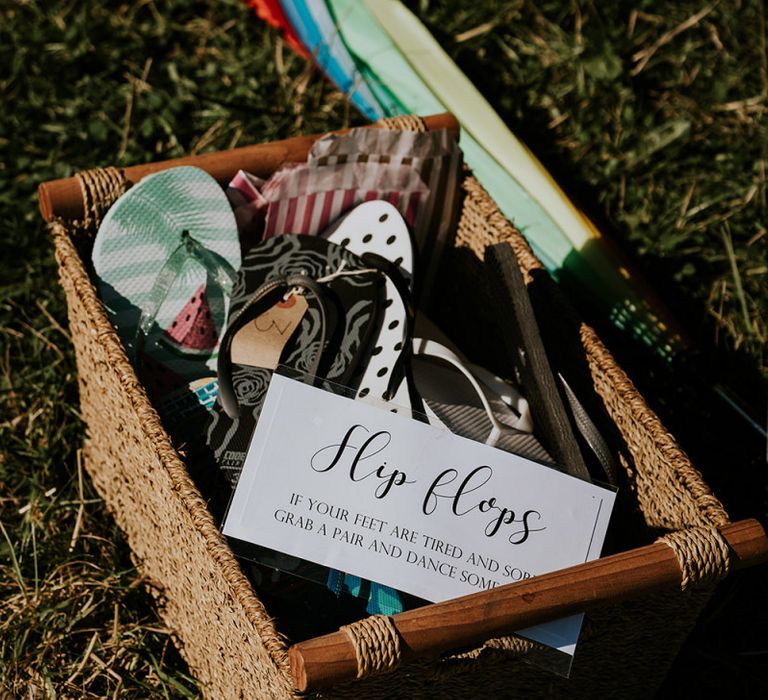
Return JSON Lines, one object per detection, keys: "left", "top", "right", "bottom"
{"left": 42, "top": 114, "right": 747, "bottom": 698}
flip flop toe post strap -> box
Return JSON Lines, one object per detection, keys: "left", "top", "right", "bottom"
{"left": 413, "top": 338, "right": 527, "bottom": 447}
{"left": 133, "top": 230, "right": 237, "bottom": 365}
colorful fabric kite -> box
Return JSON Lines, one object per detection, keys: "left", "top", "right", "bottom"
{"left": 246, "top": 0, "right": 687, "bottom": 363}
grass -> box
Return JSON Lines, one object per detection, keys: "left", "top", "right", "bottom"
{"left": 1, "top": 1, "right": 352, "bottom": 695}
{"left": 411, "top": 0, "right": 767, "bottom": 370}
{"left": 1, "top": 0, "right": 766, "bottom": 696}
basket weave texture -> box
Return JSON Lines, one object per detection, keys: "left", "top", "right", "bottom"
{"left": 49, "top": 116, "right": 730, "bottom": 699}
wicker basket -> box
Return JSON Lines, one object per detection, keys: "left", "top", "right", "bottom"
{"left": 44, "top": 114, "right": 740, "bottom": 698}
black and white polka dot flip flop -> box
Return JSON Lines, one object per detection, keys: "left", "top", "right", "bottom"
{"left": 321, "top": 200, "right": 423, "bottom": 615}
{"left": 323, "top": 200, "right": 420, "bottom": 417}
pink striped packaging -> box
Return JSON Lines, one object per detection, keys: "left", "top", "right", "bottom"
{"left": 226, "top": 170, "right": 267, "bottom": 247}
{"left": 259, "top": 161, "right": 429, "bottom": 239}
{"left": 226, "top": 128, "right": 462, "bottom": 302}
{"left": 227, "top": 162, "right": 428, "bottom": 240}
{"left": 309, "top": 128, "right": 463, "bottom": 302}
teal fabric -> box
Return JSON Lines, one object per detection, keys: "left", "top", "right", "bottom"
{"left": 280, "top": 0, "right": 383, "bottom": 120}
{"left": 324, "top": 0, "right": 571, "bottom": 271}
{"left": 326, "top": 570, "right": 403, "bottom": 615}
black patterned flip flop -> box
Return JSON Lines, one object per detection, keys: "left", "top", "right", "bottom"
{"left": 205, "top": 234, "right": 385, "bottom": 486}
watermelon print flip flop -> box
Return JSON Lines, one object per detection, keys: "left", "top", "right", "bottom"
{"left": 92, "top": 166, "right": 241, "bottom": 429}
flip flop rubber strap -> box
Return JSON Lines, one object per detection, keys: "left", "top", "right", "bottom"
{"left": 412, "top": 337, "right": 534, "bottom": 446}
{"left": 217, "top": 274, "right": 327, "bottom": 419}
{"left": 559, "top": 374, "right": 619, "bottom": 485}
{"left": 359, "top": 251, "right": 417, "bottom": 403}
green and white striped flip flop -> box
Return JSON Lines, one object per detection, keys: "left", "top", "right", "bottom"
{"left": 93, "top": 166, "right": 241, "bottom": 422}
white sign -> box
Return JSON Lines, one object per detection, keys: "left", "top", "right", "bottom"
{"left": 223, "top": 374, "right": 615, "bottom": 656}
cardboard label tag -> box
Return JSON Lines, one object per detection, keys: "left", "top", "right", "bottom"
{"left": 223, "top": 374, "right": 617, "bottom": 657}
{"left": 230, "top": 294, "right": 308, "bottom": 369}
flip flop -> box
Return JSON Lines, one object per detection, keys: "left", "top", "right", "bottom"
{"left": 323, "top": 200, "right": 417, "bottom": 415}
{"left": 321, "top": 201, "right": 419, "bottom": 615}
{"left": 205, "top": 233, "right": 385, "bottom": 486}
{"left": 92, "top": 166, "right": 241, "bottom": 431}
{"left": 412, "top": 337, "right": 553, "bottom": 465}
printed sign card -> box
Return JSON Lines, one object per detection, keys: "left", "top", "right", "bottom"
{"left": 223, "top": 374, "right": 616, "bottom": 657}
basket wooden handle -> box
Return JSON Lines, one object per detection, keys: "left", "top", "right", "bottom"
{"left": 288, "top": 518, "right": 768, "bottom": 691}
{"left": 37, "top": 113, "right": 459, "bottom": 222}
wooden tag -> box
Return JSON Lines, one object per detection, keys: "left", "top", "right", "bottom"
{"left": 230, "top": 294, "right": 308, "bottom": 369}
